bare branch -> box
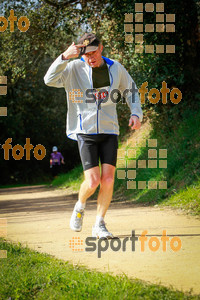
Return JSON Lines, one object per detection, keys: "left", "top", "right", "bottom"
{"left": 43, "top": 0, "right": 80, "bottom": 8}
{"left": 43, "top": 0, "right": 59, "bottom": 8}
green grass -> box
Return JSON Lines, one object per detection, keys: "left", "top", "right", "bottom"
{"left": 51, "top": 164, "right": 83, "bottom": 191}
{"left": 0, "top": 182, "right": 50, "bottom": 189}
{"left": 0, "top": 239, "right": 199, "bottom": 300}
{"left": 161, "top": 180, "right": 200, "bottom": 215}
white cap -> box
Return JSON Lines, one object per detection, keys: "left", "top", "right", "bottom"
{"left": 52, "top": 146, "right": 58, "bottom": 152}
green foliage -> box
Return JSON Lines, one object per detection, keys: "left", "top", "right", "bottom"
{"left": 0, "top": 0, "right": 83, "bottom": 184}
{"left": 0, "top": 239, "right": 198, "bottom": 299}
{"left": 0, "top": 0, "right": 199, "bottom": 186}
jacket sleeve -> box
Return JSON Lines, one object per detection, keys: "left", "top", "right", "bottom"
{"left": 118, "top": 63, "right": 143, "bottom": 122}
{"left": 44, "top": 54, "right": 71, "bottom": 88}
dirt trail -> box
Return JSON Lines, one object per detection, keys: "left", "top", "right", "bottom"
{"left": 0, "top": 185, "right": 200, "bottom": 295}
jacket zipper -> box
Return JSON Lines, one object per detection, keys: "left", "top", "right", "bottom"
{"left": 89, "top": 66, "right": 99, "bottom": 133}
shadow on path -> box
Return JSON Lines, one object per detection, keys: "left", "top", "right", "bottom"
{"left": 0, "top": 185, "right": 142, "bottom": 215}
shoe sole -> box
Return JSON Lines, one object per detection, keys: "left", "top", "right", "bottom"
{"left": 70, "top": 219, "right": 82, "bottom": 232}
{"left": 69, "top": 222, "right": 82, "bottom": 232}
{"left": 92, "top": 233, "right": 113, "bottom": 239}
{"left": 70, "top": 225, "right": 82, "bottom": 232}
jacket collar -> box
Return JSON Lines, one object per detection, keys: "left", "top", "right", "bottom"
{"left": 80, "top": 56, "right": 114, "bottom": 66}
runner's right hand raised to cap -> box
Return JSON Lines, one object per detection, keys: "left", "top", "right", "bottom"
{"left": 62, "top": 42, "right": 85, "bottom": 60}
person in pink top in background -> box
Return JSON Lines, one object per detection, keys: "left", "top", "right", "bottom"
{"left": 50, "top": 146, "right": 65, "bottom": 177}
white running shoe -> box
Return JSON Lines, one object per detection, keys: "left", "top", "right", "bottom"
{"left": 92, "top": 221, "right": 113, "bottom": 239}
{"left": 70, "top": 203, "right": 84, "bottom": 232}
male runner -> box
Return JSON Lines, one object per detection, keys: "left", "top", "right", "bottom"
{"left": 44, "top": 33, "right": 143, "bottom": 238}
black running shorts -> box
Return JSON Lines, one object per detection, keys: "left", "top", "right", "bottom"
{"left": 77, "top": 134, "right": 118, "bottom": 171}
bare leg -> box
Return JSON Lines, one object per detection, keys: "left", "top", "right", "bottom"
{"left": 78, "top": 166, "right": 100, "bottom": 204}
{"left": 96, "top": 163, "right": 116, "bottom": 217}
